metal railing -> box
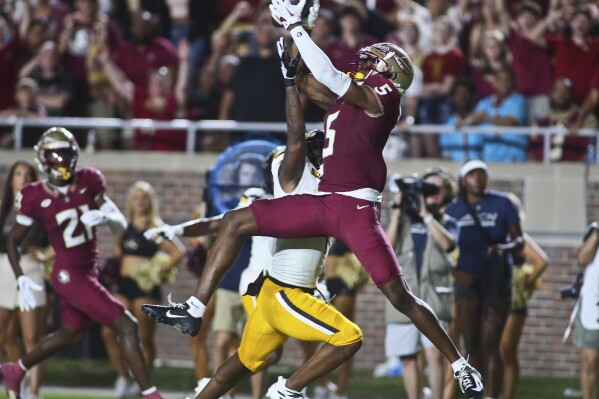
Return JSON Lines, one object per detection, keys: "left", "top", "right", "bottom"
{"left": 0, "top": 116, "right": 597, "bottom": 164}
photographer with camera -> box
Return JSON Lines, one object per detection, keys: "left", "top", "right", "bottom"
{"left": 445, "top": 159, "right": 524, "bottom": 399}
{"left": 572, "top": 222, "right": 599, "bottom": 399}
{"left": 384, "top": 167, "right": 458, "bottom": 399}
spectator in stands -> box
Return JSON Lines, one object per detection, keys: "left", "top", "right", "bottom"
{"left": 324, "top": 1, "right": 377, "bottom": 72}
{"left": 219, "top": 7, "right": 286, "bottom": 144}
{"left": 471, "top": 30, "right": 511, "bottom": 99}
{"left": 19, "top": 41, "right": 73, "bottom": 116}
{"left": 0, "top": 161, "right": 47, "bottom": 399}
{"left": 529, "top": 78, "right": 598, "bottom": 162}
{"left": 311, "top": 9, "right": 336, "bottom": 50}
{"left": 468, "top": 0, "right": 509, "bottom": 67}
{"left": 0, "top": 78, "right": 46, "bottom": 119}
{"left": 574, "top": 220, "right": 599, "bottom": 399}
{"left": 395, "top": 0, "right": 434, "bottom": 51}
{"left": 417, "top": 17, "right": 464, "bottom": 158}
{"left": 507, "top": 1, "right": 553, "bottom": 124}
{"left": 0, "top": 77, "right": 48, "bottom": 146}
{"left": 462, "top": 67, "right": 528, "bottom": 162}
{"left": 548, "top": 0, "right": 599, "bottom": 32}
{"left": 385, "top": 167, "right": 458, "bottom": 399}
{"left": 531, "top": 8, "right": 599, "bottom": 105}
{"left": 30, "top": 0, "right": 70, "bottom": 39}
{"left": 99, "top": 39, "right": 190, "bottom": 151}
{"left": 446, "top": 159, "right": 524, "bottom": 399}
{"left": 164, "top": 0, "right": 215, "bottom": 74}
{"left": 385, "top": 17, "right": 426, "bottom": 68}
{"left": 440, "top": 78, "right": 484, "bottom": 161}
{"left": 102, "top": 181, "right": 184, "bottom": 399}
{"left": 114, "top": 10, "right": 178, "bottom": 87}
{"left": 0, "top": 6, "right": 32, "bottom": 112}
{"left": 21, "top": 18, "right": 50, "bottom": 65}
{"left": 501, "top": 193, "right": 549, "bottom": 399}
{"left": 188, "top": 65, "right": 220, "bottom": 122}
{"left": 57, "top": 0, "right": 123, "bottom": 114}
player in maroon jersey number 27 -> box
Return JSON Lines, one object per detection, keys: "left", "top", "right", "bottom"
{"left": 0, "top": 128, "right": 165, "bottom": 399}
{"left": 142, "top": 0, "right": 483, "bottom": 398}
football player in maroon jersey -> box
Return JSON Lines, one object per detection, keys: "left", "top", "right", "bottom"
{"left": 0, "top": 128, "right": 165, "bottom": 399}
{"left": 142, "top": 1, "right": 483, "bottom": 397}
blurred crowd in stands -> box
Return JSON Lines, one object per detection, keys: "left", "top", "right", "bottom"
{"left": 0, "top": 0, "right": 598, "bottom": 160}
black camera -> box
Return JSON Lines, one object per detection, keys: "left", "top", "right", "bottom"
{"left": 560, "top": 273, "right": 584, "bottom": 299}
{"left": 391, "top": 175, "right": 440, "bottom": 217}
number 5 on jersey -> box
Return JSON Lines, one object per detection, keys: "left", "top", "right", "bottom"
{"left": 323, "top": 110, "right": 340, "bottom": 158}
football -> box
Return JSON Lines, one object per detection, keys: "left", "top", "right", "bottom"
{"left": 271, "top": 0, "right": 315, "bottom": 27}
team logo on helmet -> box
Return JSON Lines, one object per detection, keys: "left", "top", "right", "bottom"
{"left": 34, "top": 127, "right": 80, "bottom": 184}
{"left": 348, "top": 42, "right": 414, "bottom": 94}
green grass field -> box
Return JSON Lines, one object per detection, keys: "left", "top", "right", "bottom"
{"left": 0, "top": 359, "right": 581, "bottom": 399}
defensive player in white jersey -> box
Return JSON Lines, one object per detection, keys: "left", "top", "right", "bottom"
{"left": 145, "top": 38, "right": 362, "bottom": 399}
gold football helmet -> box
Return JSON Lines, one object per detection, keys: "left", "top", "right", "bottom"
{"left": 34, "top": 127, "right": 80, "bottom": 183}
{"left": 352, "top": 42, "right": 414, "bottom": 94}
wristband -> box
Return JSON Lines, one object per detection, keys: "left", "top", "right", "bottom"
{"left": 284, "top": 79, "right": 296, "bottom": 88}
{"left": 423, "top": 214, "right": 434, "bottom": 224}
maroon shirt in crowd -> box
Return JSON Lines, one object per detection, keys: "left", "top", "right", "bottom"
{"left": 421, "top": 48, "right": 464, "bottom": 84}
{"left": 509, "top": 30, "right": 553, "bottom": 96}
{"left": 115, "top": 37, "right": 178, "bottom": 87}
{"left": 546, "top": 35, "right": 599, "bottom": 104}
{"left": 132, "top": 87, "right": 185, "bottom": 152}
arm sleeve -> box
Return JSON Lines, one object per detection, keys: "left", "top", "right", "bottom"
{"left": 289, "top": 26, "right": 352, "bottom": 97}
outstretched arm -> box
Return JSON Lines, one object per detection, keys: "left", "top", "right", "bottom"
{"left": 577, "top": 223, "right": 599, "bottom": 266}
{"left": 277, "top": 38, "right": 308, "bottom": 193}
{"left": 80, "top": 191, "right": 127, "bottom": 233}
{"left": 270, "top": 0, "right": 382, "bottom": 115}
{"left": 144, "top": 215, "right": 224, "bottom": 244}
{"left": 98, "top": 50, "right": 135, "bottom": 103}
{"left": 8, "top": 220, "right": 44, "bottom": 311}
{"left": 7, "top": 222, "right": 30, "bottom": 279}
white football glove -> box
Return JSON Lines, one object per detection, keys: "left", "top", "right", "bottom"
{"left": 144, "top": 224, "right": 183, "bottom": 244}
{"left": 302, "top": 0, "right": 319, "bottom": 29}
{"left": 269, "top": 0, "right": 307, "bottom": 30}
{"left": 80, "top": 209, "right": 107, "bottom": 228}
{"left": 17, "top": 275, "right": 43, "bottom": 312}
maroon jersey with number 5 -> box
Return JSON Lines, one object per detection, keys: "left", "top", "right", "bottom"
{"left": 17, "top": 167, "right": 106, "bottom": 269}
{"left": 319, "top": 74, "right": 401, "bottom": 194}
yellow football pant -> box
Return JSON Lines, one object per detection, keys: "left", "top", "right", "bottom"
{"left": 238, "top": 278, "right": 362, "bottom": 372}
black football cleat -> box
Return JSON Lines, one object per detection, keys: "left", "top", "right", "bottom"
{"left": 455, "top": 364, "right": 483, "bottom": 399}
{"left": 141, "top": 296, "right": 202, "bottom": 337}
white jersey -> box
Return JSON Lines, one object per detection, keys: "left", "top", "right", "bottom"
{"left": 268, "top": 150, "right": 329, "bottom": 289}
{"left": 237, "top": 189, "right": 274, "bottom": 295}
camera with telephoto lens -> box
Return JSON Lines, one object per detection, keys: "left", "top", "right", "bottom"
{"left": 389, "top": 174, "right": 440, "bottom": 217}
{"left": 560, "top": 273, "right": 584, "bottom": 299}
